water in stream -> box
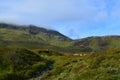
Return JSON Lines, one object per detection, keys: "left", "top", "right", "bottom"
{"left": 32, "top": 64, "right": 52, "bottom": 78}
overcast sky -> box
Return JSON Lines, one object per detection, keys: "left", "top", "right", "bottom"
{"left": 0, "top": 0, "right": 120, "bottom": 39}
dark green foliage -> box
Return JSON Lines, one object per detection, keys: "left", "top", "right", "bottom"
{"left": 37, "top": 49, "right": 63, "bottom": 56}
{"left": 0, "top": 48, "right": 48, "bottom": 80}
{"left": 0, "top": 72, "right": 25, "bottom": 80}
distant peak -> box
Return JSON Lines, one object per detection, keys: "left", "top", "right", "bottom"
{"left": 0, "top": 22, "right": 72, "bottom": 41}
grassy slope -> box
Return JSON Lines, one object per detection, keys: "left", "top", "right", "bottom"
{"left": 1, "top": 47, "right": 120, "bottom": 80}
{"left": 0, "top": 28, "right": 73, "bottom": 52}
{"left": 33, "top": 48, "right": 120, "bottom": 80}
{"left": 0, "top": 24, "right": 120, "bottom": 53}
{"left": 0, "top": 48, "right": 49, "bottom": 80}
{"left": 0, "top": 23, "right": 120, "bottom": 80}
{"left": 73, "top": 36, "right": 120, "bottom": 52}
{"left": 0, "top": 24, "right": 72, "bottom": 47}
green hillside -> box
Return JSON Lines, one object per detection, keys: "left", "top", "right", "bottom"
{"left": 0, "top": 48, "right": 50, "bottom": 80}
{"left": 33, "top": 48, "right": 120, "bottom": 80}
{"left": 0, "top": 23, "right": 120, "bottom": 53}
{"left": 0, "top": 23, "right": 72, "bottom": 48}
{"left": 73, "top": 36, "right": 120, "bottom": 52}
{"left": 0, "top": 23, "right": 120, "bottom": 80}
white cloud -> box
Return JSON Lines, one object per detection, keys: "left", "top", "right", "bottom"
{"left": 0, "top": 0, "right": 108, "bottom": 24}
{"left": 0, "top": 0, "right": 120, "bottom": 38}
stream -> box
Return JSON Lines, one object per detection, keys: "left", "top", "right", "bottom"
{"left": 31, "top": 64, "right": 52, "bottom": 78}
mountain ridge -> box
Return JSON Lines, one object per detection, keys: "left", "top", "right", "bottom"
{"left": 0, "top": 23, "right": 72, "bottom": 41}
{"left": 0, "top": 23, "right": 120, "bottom": 53}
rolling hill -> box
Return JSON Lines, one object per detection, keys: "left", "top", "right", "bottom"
{"left": 0, "top": 23, "right": 120, "bottom": 80}
{"left": 73, "top": 36, "right": 120, "bottom": 52}
{"left": 0, "top": 23, "right": 120, "bottom": 53}
{"left": 0, "top": 23, "right": 72, "bottom": 49}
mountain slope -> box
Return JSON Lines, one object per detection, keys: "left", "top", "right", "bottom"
{"left": 0, "top": 23, "right": 72, "bottom": 41}
{"left": 73, "top": 36, "right": 120, "bottom": 52}
{"left": 0, "top": 23, "right": 120, "bottom": 53}
{"left": 0, "top": 23, "right": 72, "bottom": 48}
{"left": 35, "top": 48, "right": 120, "bottom": 80}
{"left": 0, "top": 23, "right": 120, "bottom": 80}
{"left": 0, "top": 48, "right": 50, "bottom": 80}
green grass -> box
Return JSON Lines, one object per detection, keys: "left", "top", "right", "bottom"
{"left": 0, "top": 23, "right": 120, "bottom": 80}
{"left": 32, "top": 48, "right": 120, "bottom": 80}
{"left": 0, "top": 47, "right": 120, "bottom": 80}
{"left": 0, "top": 48, "right": 49, "bottom": 80}
{"left": 0, "top": 26, "right": 72, "bottom": 48}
